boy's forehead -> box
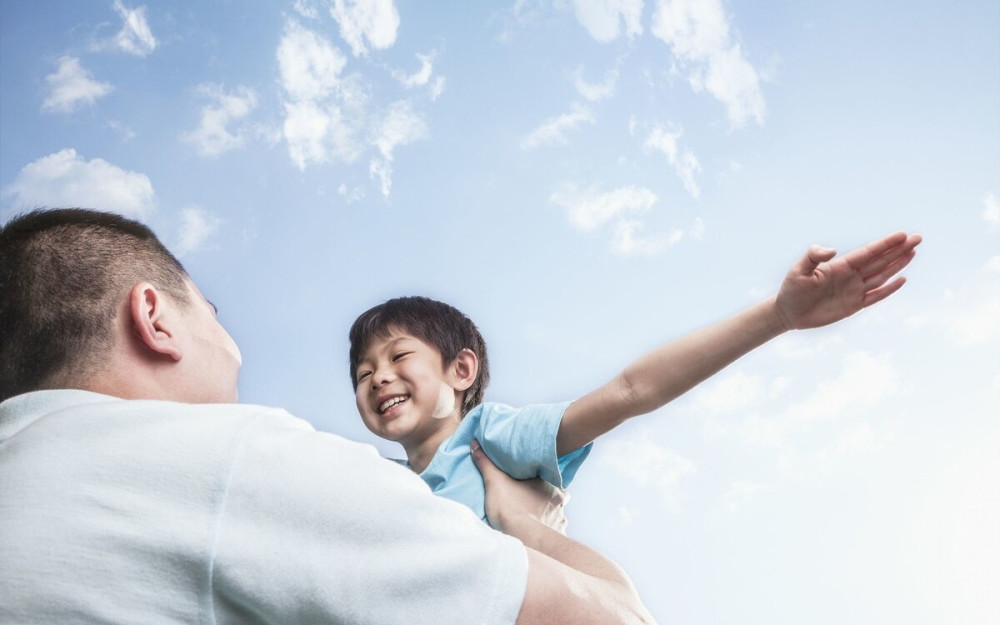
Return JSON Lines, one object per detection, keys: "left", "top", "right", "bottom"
{"left": 363, "top": 328, "right": 424, "bottom": 353}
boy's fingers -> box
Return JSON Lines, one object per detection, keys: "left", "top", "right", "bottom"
{"left": 863, "top": 276, "right": 906, "bottom": 308}
{"left": 841, "top": 231, "right": 914, "bottom": 269}
{"left": 863, "top": 249, "right": 916, "bottom": 287}
{"left": 792, "top": 245, "right": 836, "bottom": 276}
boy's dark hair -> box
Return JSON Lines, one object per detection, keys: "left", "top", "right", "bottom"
{"left": 349, "top": 296, "right": 491, "bottom": 415}
{"left": 0, "top": 208, "right": 190, "bottom": 403}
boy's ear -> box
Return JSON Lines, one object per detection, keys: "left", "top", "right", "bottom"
{"left": 129, "top": 282, "right": 183, "bottom": 362}
{"left": 449, "top": 348, "right": 479, "bottom": 392}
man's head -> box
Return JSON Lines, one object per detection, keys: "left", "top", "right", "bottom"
{"left": 349, "top": 296, "right": 490, "bottom": 417}
{"left": 0, "top": 208, "right": 240, "bottom": 403}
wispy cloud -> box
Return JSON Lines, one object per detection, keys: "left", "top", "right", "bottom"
{"left": 392, "top": 52, "right": 445, "bottom": 100}
{"left": 521, "top": 104, "right": 595, "bottom": 150}
{"left": 944, "top": 288, "right": 1000, "bottom": 345}
{"left": 277, "top": 20, "right": 356, "bottom": 168}
{"left": 598, "top": 435, "right": 695, "bottom": 503}
{"left": 643, "top": 123, "right": 702, "bottom": 198}
{"left": 611, "top": 219, "right": 682, "bottom": 256}
{"left": 551, "top": 184, "right": 701, "bottom": 256}
{"left": 328, "top": 0, "right": 400, "bottom": 57}
{"left": 109, "top": 1, "right": 157, "bottom": 56}
{"left": 369, "top": 100, "right": 427, "bottom": 197}
{"left": 785, "top": 351, "right": 899, "bottom": 422}
{"left": 574, "top": 65, "right": 619, "bottom": 101}
{"left": 42, "top": 57, "right": 113, "bottom": 113}
{"left": 276, "top": 19, "right": 427, "bottom": 197}
{"left": 175, "top": 206, "right": 222, "bottom": 256}
{"left": 650, "top": 0, "right": 764, "bottom": 127}
{"left": 2, "top": 149, "right": 154, "bottom": 218}
{"left": 183, "top": 84, "right": 258, "bottom": 157}
{"left": 983, "top": 191, "right": 999, "bottom": 226}
{"left": 551, "top": 183, "right": 656, "bottom": 232}
{"left": 572, "top": 0, "right": 644, "bottom": 43}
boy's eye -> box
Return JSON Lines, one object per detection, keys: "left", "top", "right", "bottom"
{"left": 391, "top": 352, "right": 410, "bottom": 362}
{"left": 357, "top": 371, "right": 372, "bottom": 382}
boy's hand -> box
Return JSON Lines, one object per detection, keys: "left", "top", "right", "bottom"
{"left": 472, "top": 439, "right": 569, "bottom": 535}
{"left": 774, "top": 231, "right": 922, "bottom": 331}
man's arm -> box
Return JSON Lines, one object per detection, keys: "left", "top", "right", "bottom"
{"left": 556, "top": 231, "right": 922, "bottom": 455}
{"left": 472, "top": 440, "right": 655, "bottom": 625}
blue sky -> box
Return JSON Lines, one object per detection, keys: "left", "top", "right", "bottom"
{"left": 2, "top": 1, "right": 998, "bottom": 622}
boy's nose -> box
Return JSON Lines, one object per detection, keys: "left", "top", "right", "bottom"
{"left": 371, "top": 368, "right": 395, "bottom": 389}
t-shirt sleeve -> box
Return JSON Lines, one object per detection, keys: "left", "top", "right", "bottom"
{"left": 475, "top": 402, "right": 593, "bottom": 488}
{"left": 210, "top": 409, "right": 528, "bottom": 625}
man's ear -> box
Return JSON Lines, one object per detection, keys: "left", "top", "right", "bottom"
{"left": 129, "top": 282, "right": 183, "bottom": 361}
{"left": 449, "top": 348, "right": 479, "bottom": 392}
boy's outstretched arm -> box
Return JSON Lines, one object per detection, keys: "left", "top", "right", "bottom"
{"left": 556, "top": 231, "right": 922, "bottom": 455}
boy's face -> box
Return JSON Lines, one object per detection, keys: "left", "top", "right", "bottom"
{"left": 353, "top": 329, "right": 465, "bottom": 446}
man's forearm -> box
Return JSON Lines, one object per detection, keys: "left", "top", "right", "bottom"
{"left": 507, "top": 517, "right": 655, "bottom": 625}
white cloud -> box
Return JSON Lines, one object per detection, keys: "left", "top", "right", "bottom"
{"left": 786, "top": 351, "right": 899, "bottom": 421}
{"left": 722, "top": 480, "right": 764, "bottom": 513}
{"left": 650, "top": 0, "right": 765, "bottom": 127}
{"left": 368, "top": 100, "right": 427, "bottom": 197}
{"left": 277, "top": 21, "right": 347, "bottom": 102}
{"left": 277, "top": 21, "right": 362, "bottom": 169}
{"left": 984, "top": 256, "right": 1000, "bottom": 273}
{"left": 338, "top": 183, "right": 366, "bottom": 203}
{"left": 643, "top": 124, "right": 702, "bottom": 198}
{"left": 521, "top": 104, "right": 595, "bottom": 150}
{"left": 574, "top": 65, "right": 619, "bottom": 101}
{"left": 551, "top": 184, "right": 703, "bottom": 255}
{"left": 293, "top": 0, "right": 322, "bottom": 19}
{"left": 611, "top": 219, "right": 682, "bottom": 256}
{"left": 276, "top": 19, "right": 428, "bottom": 196}
{"left": 551, "top": 184, "right": 656, "bottom": 232}
{"left": 692, "top": 370, "right": 764, "bottom": 415}
{"left": 328, "top": 0, "right": 400, "bottom": 57}
{"left": 946, "top": 293, "right": 1000, "bottom": 345}
{"left": 42, "top": 57, "right": 113, "bottom": 113}
{"left": 183, "top": 84, "right": 258, "bottom": 157}
{"left": 983, "top": 192, "right": 999, "bottom": 226}
{"left": 2, "top": 149, "right": 154, "bottom": 218}
{"left": 175, "top": 206, "right": 222, "bottom": 256}
{"left": 572, "top": 0, "right": 644, "bottom": 42}
{"left": 109, "top": 1, "right": 157, "bottom": 56}
{"left": 598, "top": 436, "right": 695, "bottom": 502}
{"left": 394, "top": 52, "right": 434, "bottom": 88}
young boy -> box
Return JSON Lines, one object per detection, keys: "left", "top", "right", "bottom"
{"left": 349, "top": 231, "right": 921, "bottom": 524}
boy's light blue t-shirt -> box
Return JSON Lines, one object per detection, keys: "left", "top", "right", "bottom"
{"left": 417, "top": 401, "right": 592, "bottom": 522}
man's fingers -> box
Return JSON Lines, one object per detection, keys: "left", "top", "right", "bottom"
{"left": 471, "top": 439, "right": 497, "bottom": 478}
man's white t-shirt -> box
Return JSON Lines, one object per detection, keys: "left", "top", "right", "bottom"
{"left": 0, "top": 390, "right": 528, "bottom": 624}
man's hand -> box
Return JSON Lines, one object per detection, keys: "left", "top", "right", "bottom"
{"left": 471, "top": 439, "right": 568, "bottom": 535}
{"left": 775, "top": 231, "right": 922, "bottom": 331}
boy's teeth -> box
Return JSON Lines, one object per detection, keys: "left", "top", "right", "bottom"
{"left": 379, "top": 396, "right": 408, "bottom": 413}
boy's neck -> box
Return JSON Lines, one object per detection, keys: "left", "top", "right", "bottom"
{"left": 404, "top": 417, "right": 461, "bottom": 474}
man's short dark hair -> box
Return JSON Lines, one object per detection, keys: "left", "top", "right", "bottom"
{"left": 0, "top": 208, "right": 190, "bottom": 402}
{"left": 349, "top": 296, "right": 490, "bottom": 415}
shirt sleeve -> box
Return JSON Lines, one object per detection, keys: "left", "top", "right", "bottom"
{"left": 475, "top": 402, "right": 593, "bottom": 488}
{"left": 210, "top": 409, "right": 528, "bottom": 625}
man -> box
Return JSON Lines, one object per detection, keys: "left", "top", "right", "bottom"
{"left": 0, "top": 208, "right": 653, "bottom": 624}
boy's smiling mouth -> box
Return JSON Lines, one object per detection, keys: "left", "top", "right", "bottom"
{"left": 378, "top": 395, "right": 409, "bottom": 415}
